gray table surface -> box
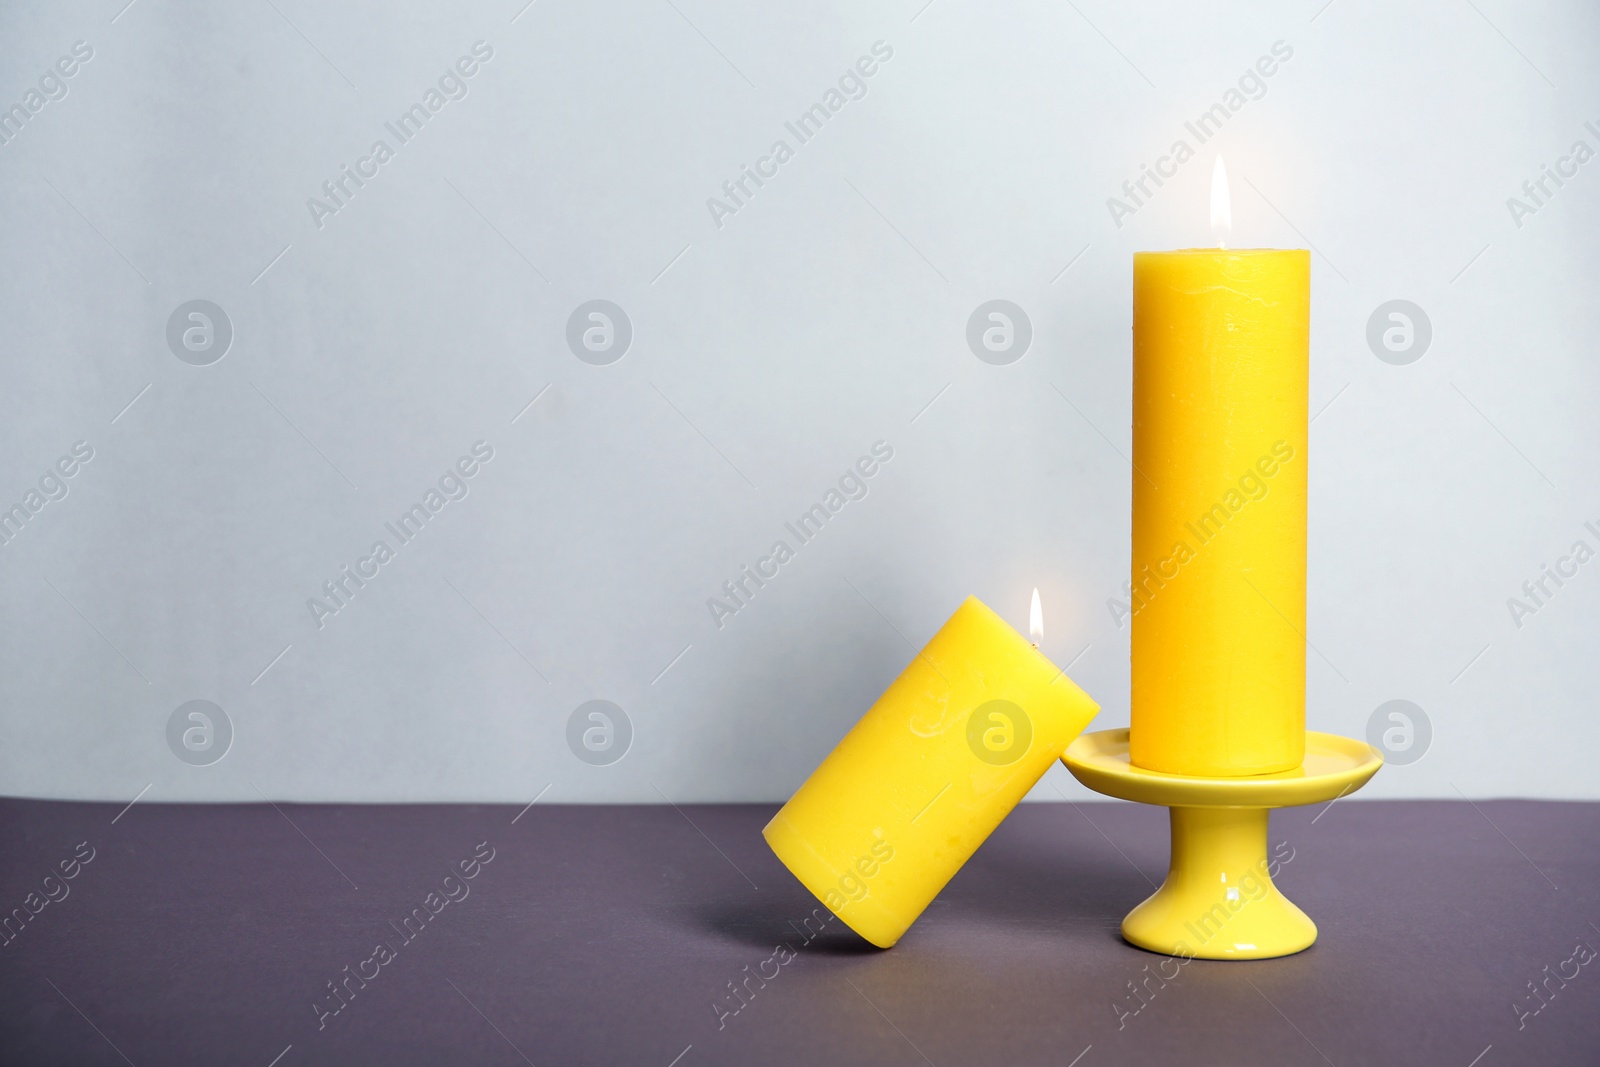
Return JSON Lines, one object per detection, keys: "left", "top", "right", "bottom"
{"left": 1, "top": 797, "right": 1596, "bottom": 1066}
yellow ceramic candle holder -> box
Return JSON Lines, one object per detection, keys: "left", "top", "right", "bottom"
{"left": 1063, "top": 728, "right": 1381, "bottom": 960}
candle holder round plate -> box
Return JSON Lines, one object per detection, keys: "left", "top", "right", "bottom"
{"left": 1062, "top": 728, "right": 1382, "bottom": 960}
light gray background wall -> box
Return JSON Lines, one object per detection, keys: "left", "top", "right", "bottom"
{"left": 1, "top": 0, "right": 1596, "bottom": 804}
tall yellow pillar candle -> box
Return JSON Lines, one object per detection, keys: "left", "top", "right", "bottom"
{"left": 1129, "top": 248, "right": 1309, "bottom": 776}
{"left": 764, "top": 596, "right": 1099, "bottom": 947}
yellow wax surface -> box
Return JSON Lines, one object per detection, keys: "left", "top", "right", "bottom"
{"left": 764, "top": 596, "right": 1099, "bottom": 948}
{"left": 1130, "top": 249, "right": 1309, "bottom": 776}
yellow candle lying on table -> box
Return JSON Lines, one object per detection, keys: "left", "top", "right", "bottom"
{"left": 764, "top": 595, "right": 1099, "bottom": 947}
{"left": 1129, "top": 247, "right": 1309, "bottom": 776}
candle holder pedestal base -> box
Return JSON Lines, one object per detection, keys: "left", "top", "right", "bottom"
{"left": 1062, "top": 729, "right": 1382, "bottom": 960}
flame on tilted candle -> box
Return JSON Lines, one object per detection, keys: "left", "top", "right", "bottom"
{"left": 1029, "top": 588, "right": 1043, "bottom": 647}
{"left": 1211, "top": 156, "right": 1231, "bottom": 249}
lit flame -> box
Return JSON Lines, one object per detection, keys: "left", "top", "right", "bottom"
{"left": 1029, "top": 588, "right": 1043, "bottom": 647}
{"left": 1210, "top": 156, "right": 1231, "bottom": 249}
